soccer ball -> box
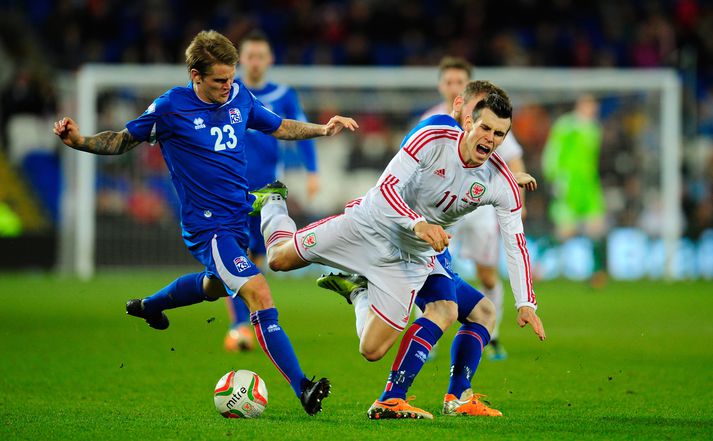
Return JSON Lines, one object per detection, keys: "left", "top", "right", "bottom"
{"left": 213, "top": 370, "right": 268, "bottom": 418}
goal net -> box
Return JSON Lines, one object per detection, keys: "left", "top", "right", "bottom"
{"left": 60, "top": 65, "right": 683, "bottom": 279}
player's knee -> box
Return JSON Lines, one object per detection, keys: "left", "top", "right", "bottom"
{"left": 424, "top": 300, "right": 458, "bottom": 329}
{"left": 266, "top": 244, "right": 297, "bottom": 272}
{"left": 467, "top": 298, "right": 496, "bottom": 333}
{"left": 359, "top": 341, "right": 387, "bottom": 362}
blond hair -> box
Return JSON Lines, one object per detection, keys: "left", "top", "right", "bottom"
{"left": 185, "top": 30, "right": 239, "bottom": 77}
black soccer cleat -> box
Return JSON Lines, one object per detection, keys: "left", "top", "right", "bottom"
{"left": 300, "top": 376, "right": 331, "bottom": 416}
{"left": 126, "top": 298, "right": 170, "bottom": 330}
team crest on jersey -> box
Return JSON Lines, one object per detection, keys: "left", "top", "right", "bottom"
{"left": 302, "top": 232, "right": 317, "bottom": 248}
{"left": 193, "top": 117, "right": 206, "bottom": 130}
{"left": 468, "top": 182, "right": 487, "bottom": 200}
{"left": 233, "top": 256, "right": 250, "bottom": 272}
{"left": 228, "top": 108, "right": 242, "bottom": 124}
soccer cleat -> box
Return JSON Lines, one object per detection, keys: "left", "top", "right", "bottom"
{"left": 125, "top": 299, "right": 169, "bottom": 330}
{"left": 300, "top": 376, "right": 331, "bottom": 416}
{"left": 442, "top": 393, "right": 503, "bottom": 417}
{"left": 486, "top": 340, "right": 508, "bottom": 361}
{"left": 248, "top": 180, "right": 288, "bottom": 216}
{"left": 367, "top": 396, "right": 433, "bottom": 420}
{"left": 316, "top": 272, "right": 367, "bottom": 305}
{"left": 223, "top": 325, "right": 255, "bottom": 352}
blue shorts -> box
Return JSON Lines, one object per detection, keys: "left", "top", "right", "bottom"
{"left": 247, "top": 215, "right": 267, "bottom": 257}
{"left": 182, "top": 226, "right": 261, "bottom": 295}
{"left": 415, "top": 251, "right": 485, "bottom": 323}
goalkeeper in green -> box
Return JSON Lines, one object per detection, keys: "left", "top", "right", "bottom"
{"left": 542, "top": 94, "right": 606, "bottom": 284}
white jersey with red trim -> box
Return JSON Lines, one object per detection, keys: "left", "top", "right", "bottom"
{"left": 347, "top": 114, "right": 536, "bottom": 310}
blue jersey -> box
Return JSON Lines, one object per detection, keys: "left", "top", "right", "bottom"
{"left": 400, "top": 114, "right": 462, "bottom": 149}
{"left": 126, "top": 80, "right": 283, "bottom": 233}
{"left": 242, "top": 81, "right": 317, "bottom": 190}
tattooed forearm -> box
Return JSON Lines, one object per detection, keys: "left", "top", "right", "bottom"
{"left": 272, "top": 119, "right": 324, "bottom": 140}
{"left": 75, "top": 129, "right": 141, "bottom": 155}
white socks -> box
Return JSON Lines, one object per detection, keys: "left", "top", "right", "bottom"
{"left": 483, "top": 279, "right": 504, "bottom": 340}
{"left": 352, "top": 288, "right": 369, "bottom": 339}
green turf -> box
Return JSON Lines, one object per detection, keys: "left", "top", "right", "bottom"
{"left": 1, "top": 272, "right": 712, "bottom": 440}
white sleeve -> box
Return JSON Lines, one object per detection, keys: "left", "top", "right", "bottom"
{"left": 372, "top": 147, "right": 430, "bottom": 231}
{"left": 490, "top": 158, "right": 537, "bottom": 310}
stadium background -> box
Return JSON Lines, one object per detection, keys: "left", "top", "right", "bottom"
{"left": 1, "top": 2, "right": 713, "bottom": 440}
{"left": 1, "top": 0, "right": 712, "bottom": 279}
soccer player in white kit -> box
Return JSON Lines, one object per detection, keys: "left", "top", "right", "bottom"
{"left": 423, "top": 57, "right": 527, "bottom": 360}
{"left": 252, "top": 93, "right": 546, "bottom": 419}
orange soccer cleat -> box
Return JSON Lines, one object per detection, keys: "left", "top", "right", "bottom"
{"left": 442, "top": 393, "right": 503, "bottom": 416}
{"left": 367, "top": 396, "right": 433, "bottom": 420}
{"left": 223, "top": 325, "right": 255, "bottom": 352}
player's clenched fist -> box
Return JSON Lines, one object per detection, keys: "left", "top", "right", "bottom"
{"left": 413, "top": 221, "right": 451, "bottom": 252}
{"left": 53, "top": 116, "right": 84, "bottom": 147}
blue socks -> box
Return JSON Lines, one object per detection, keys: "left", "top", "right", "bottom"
{"left": 448, "top": 322, "right": 491, "bottom": 397}
{"left": 251, "top": 308, "right": 306, "bottom": 397}
{"left": 380, "top": 317, "right": 443, "bottom": 401}
{"left": 142, "top": 272, "right": 206, "bottom": 314}
{"left": 228, "top": 296, "right": 252, "bottom": 327}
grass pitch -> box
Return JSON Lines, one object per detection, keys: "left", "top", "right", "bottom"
{"left": 1, "top": 272, "right": 712, "bottom": 440}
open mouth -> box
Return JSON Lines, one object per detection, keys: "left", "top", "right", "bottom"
{"left": 476, "top": 144, "right": 491, "bottom": 155}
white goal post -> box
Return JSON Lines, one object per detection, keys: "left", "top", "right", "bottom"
{"left": 62, "top": 65, "right": 682, "bottom": 279}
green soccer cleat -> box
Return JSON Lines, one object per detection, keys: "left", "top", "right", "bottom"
{"left": 248, "top": 180, "right": 288, "bottom": 216}
{"left": 316, "top": 272, "right": 367, "bottom": 305}
{"left": 486, "top": 339, "right": 508, "bottom": 361}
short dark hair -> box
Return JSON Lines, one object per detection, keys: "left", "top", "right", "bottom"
{"left": 472, "top": 93, "right": 512, "bottom": 121}
{"left": 240, "top": 30, "right": 271, "bottom": 49}
{"left": 438, "top": 56, "right": 472, "bottom": 79}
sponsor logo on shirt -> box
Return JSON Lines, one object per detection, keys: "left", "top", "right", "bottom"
{"left": 194, "top": 117, "right": 206, "bottom": 130}
{"left": 302, "top": 232, "right": 317, "bottom": 248}
{"left": 468, "top": 182, "right": 486, "bottom": 200}
{"left": 229, "top": 108, "right": 242, "bottom": 124}
{"left": 434, "top": 168, "right": 446, "bottom": 178}
{"left": 233, "top": 256, "right": 251, "bottom": 272}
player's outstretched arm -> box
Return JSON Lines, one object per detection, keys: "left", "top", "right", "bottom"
{"left": 517, "top": 306, "right": 546, "bottom": 341}
{"left": 53, "top": 116, "right": 141, "bottom": 155}
{"left": 272, "top": 116, "right": 358, "bottom": 140}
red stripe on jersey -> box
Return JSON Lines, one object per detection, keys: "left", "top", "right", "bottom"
{"left": 403, "top": 129, "right": 460, "bottom": 162}
{"left": 371, "top": 304, "right": 406, "bottom": 332}
{"left": 345, "top": 197, "right": 362, "bottom": 208}
{"left": 456, "top": 329, "right": 484, "bottom": 351}
{"left": 516, "top": 233, "right": 536, "bottom": 304}
{"left": 490, "top": 153, "right": 522, "bottom": 212}
{"left": 296, "top": 214, "right": 341, "bottom": 234}
{"left": 380, "top": 175, "right": 420, "bottom": 220}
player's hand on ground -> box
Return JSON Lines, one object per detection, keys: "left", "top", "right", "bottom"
{"left": 517, "top": 306, "right": 546, "bottom": 341}
{"left": 413, "top": 221, "right": 451, "bottom": 252}
{"left": 323, "top": 115, "right": 359, "bottom": 136}
{"left": 514, "top": 172, "right": 537, "bottom": 191}
{"left": 53, "top": 117, "right": 84, "bottom": 147}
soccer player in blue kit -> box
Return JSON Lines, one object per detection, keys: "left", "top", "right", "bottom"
{"left": 52, "top": 30, "right": 357, "bottom": 416}
{"left": 223, "top": 31, "right": 321, "bottom": 353}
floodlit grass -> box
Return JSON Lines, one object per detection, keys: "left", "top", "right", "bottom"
{"left": 1, "top": 272, "right": 712, "bottom": 440}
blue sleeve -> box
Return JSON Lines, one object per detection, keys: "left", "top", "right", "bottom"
{"left": 125, "top": 92, "right": 170, "bottom": 143}
{"left": 247, "top": 92, "right": 283, "bottom": 134}
{"left": 285, "top": 89, "right": 318, "bottom": 173}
